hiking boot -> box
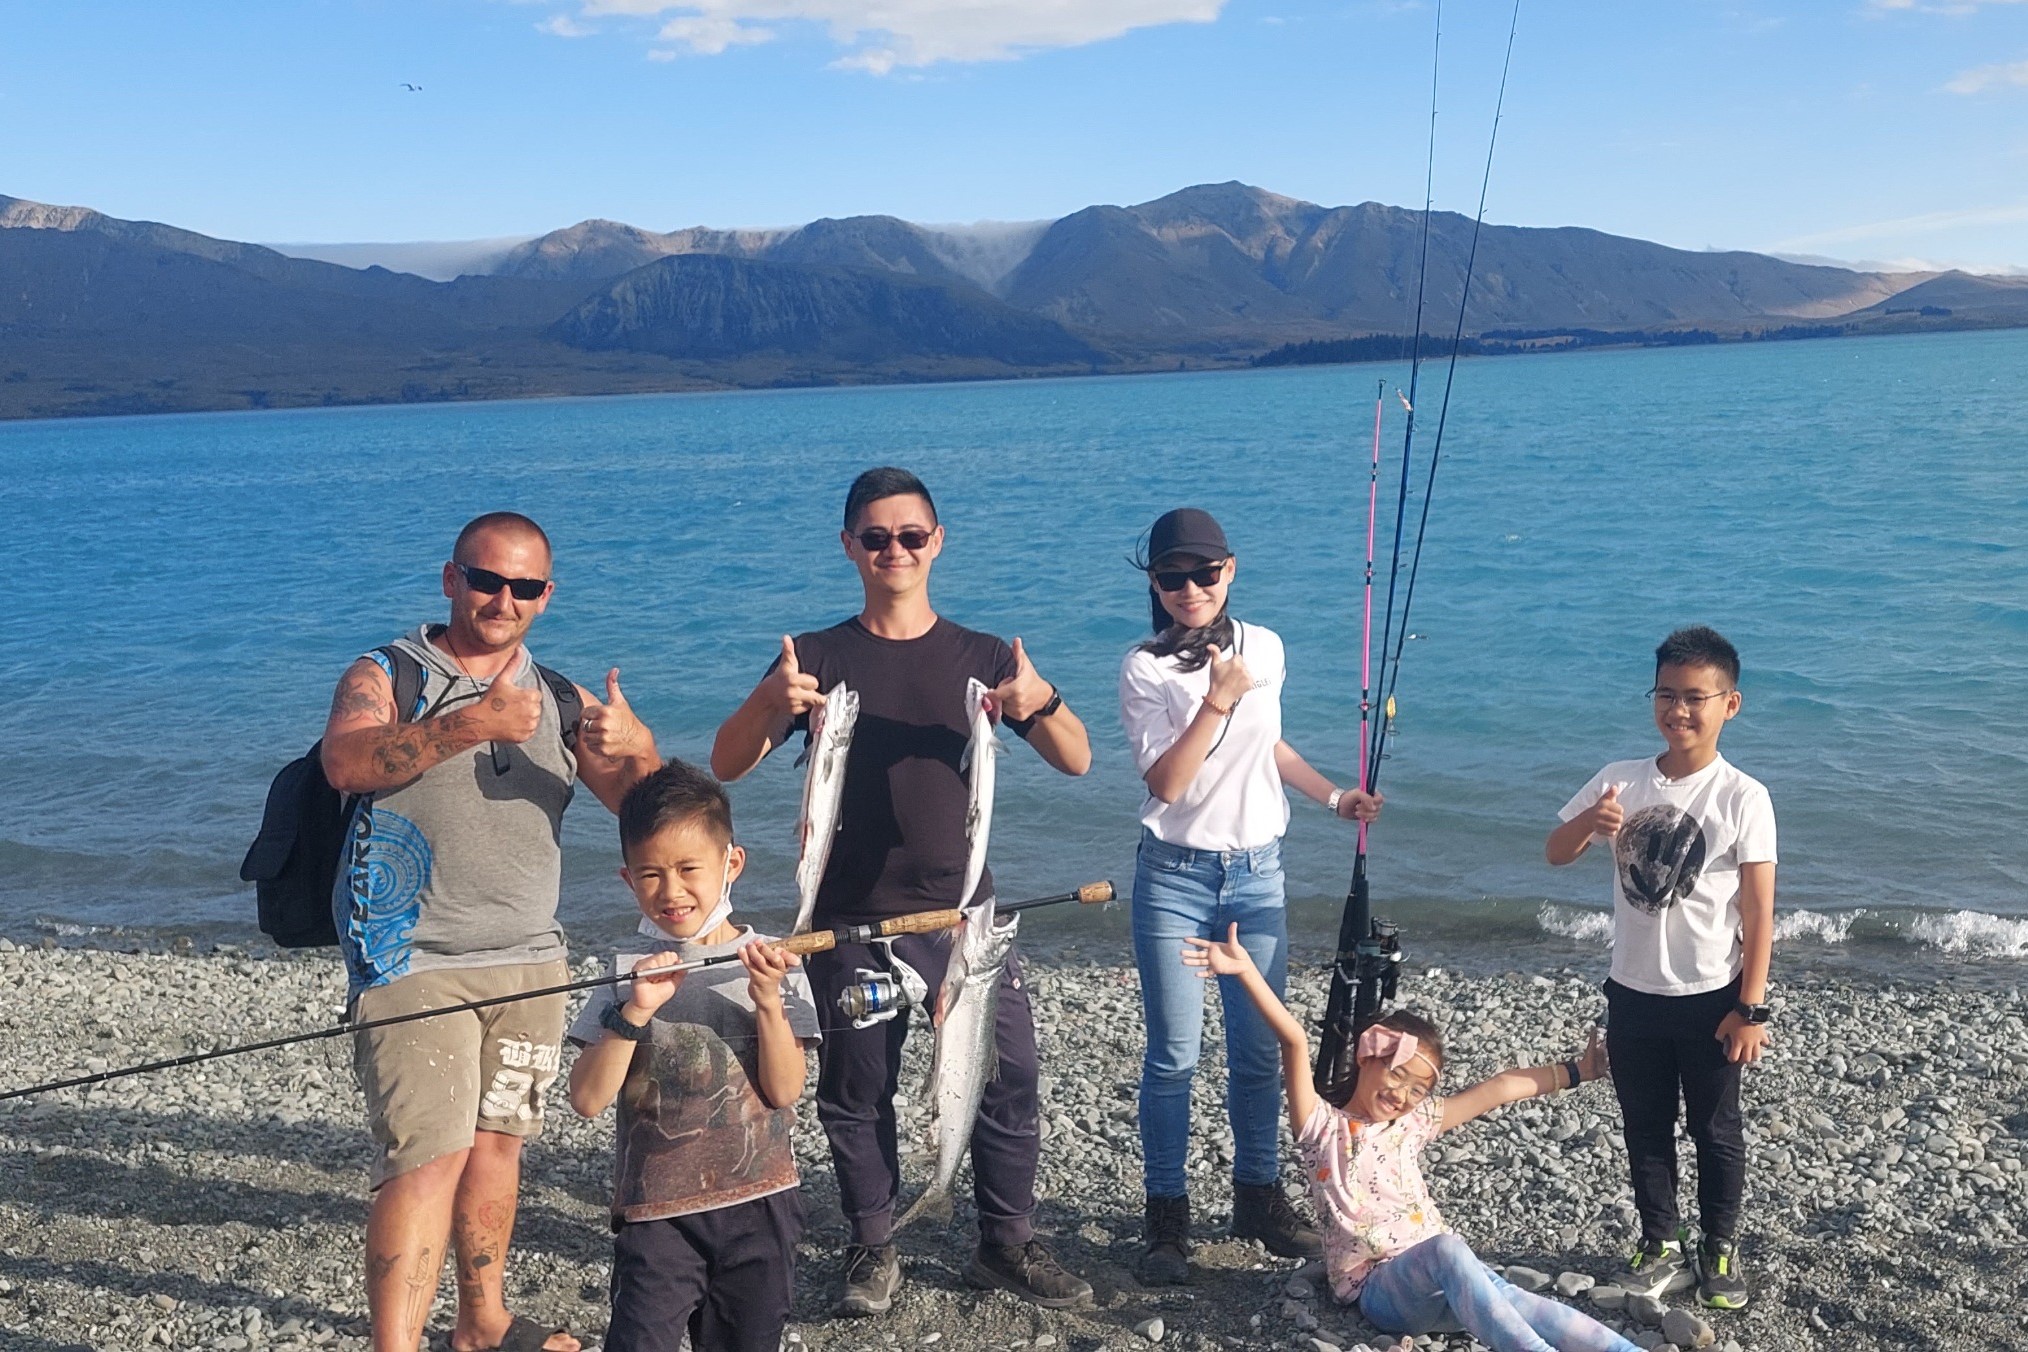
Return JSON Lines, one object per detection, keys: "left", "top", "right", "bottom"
{"left": 1230, "top": 1182, "right": 1324, "bottom": 1260}
{"left": 1138, "top": 1194, "right": 1192, "bottom": 1286}
{"left": 966, "top": 1240, "right": 1094, "bottom": 1309}
{"left": 1697, "top": 1236, "right": 1750, "bottom": 1310}
{"left": 1612, "top": 1233, "right": 1695, "bottom": 1299}
{"left": 834, "top": 1243, "right": 901, "bottom": 1317}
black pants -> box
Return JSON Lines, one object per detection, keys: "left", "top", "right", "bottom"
{"left": 806, "top": 930, "right": 1040, "bottom": 1248}
{"left": 605, "top": 1190, "right": 803, "bottom": 1352}
{"left": 1605, "top": 979, "right": 1745, "bottom": 1243}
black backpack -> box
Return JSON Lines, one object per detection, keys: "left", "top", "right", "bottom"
{"left": 240, "top": 639, "right": 584, "bottom": 948}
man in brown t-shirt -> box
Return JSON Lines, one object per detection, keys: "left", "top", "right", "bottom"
{"left": 712, "top": 466, "right": 1094, "bottom": 1315}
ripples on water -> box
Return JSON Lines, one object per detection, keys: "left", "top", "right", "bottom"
{"left": 2, "top": 330, "right": 2024, "bottom": 974}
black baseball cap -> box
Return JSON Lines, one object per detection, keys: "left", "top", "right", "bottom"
{"left": 1143, "top": 508, "right": 1231, "bottom": 566}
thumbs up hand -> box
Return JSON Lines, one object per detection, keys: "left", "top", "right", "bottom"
{"left": 986, "top": 637, "right": 1055, "bottom": 721}
{"left": 1588, "top": 783, "right": 1625, "bottom": 840}
{"left": 581, "top": 667, "right": 648, "bottom": 760}
{"left": 768, "top": 635, "right": 827, "bottom": 719}
{"left": 476, "top": 652, "right": 543, "bottom": 745}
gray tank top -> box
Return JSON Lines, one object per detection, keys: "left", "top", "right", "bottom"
{"left": 334, "top": 626, "right": 577, "bottom": 995}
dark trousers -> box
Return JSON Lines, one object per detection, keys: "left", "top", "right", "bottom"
{"left": 605, "top": 1190, "right": 803, "bottom": 1352}
{"left": 1605, "top": 979, "right": 1746, "bottom": 1243}
{"left": 806, "top": 930, "right": 1040, "bottom": 1248}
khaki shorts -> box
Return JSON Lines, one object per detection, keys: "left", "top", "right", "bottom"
{"left": 351, "top": 959, "right": 568, "bottom": 1187}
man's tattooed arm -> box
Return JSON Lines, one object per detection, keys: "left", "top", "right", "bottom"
{"left": 321, "top": 658, "right": 491, "bottom": 793}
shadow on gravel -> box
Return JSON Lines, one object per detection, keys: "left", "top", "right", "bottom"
{"left": 0, "top": 1252, "right": 352, "bottom": 1334}
{"left": 0, "top": 1100, "right": 364, "bottom": 1165}
{"left": 0, "top": 1147, "right": 604, "bottom": 1268}
{"left": 0, "top": 1334, "right": 94, "bottom": 1352}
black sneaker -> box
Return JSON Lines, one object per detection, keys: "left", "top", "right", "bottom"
{"left": 1697, "top": 1237, "right": 1750, "bottom": 1310}
{"left": 966, "top": 1240, "right": 1095, "bottom": 1309}
{"left": 1611, "top": 1234, "right": 1695, "bottom": 1299}
{"left": 1230, "top": 1182, "right": 1324, "bottom": 1260}
{"left": 835, "top": 1243, "right": 901, "bottom": 1317}
{"left": 1138, "top": 1194, "right": 1192, "bottom": 1286}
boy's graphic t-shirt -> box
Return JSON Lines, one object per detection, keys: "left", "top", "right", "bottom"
{"left": 1295, "top": 1097, "right": 1448, "bottom": 1302}
{"left": 567, "top": 923, "right": 821, "bottom": 1224}
{"left": 1559, "top": 754, "right": 1778, "bottom": 997}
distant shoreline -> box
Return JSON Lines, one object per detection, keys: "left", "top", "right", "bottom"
{"left": 5, "top": 316, "right": 2025, "bottom": 427}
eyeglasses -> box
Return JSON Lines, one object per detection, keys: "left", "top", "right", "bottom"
{"left": 1150, "top": 563, "right": 1226, "bottom": 592}
{"left": 1648, "top": 688, "right": 1733, "bottom": 710}
{"left": 455, "top": 563, "right": 550, "bottom": 601}
{"left": 854, "top": 527, "right": 934, "bottom": 553}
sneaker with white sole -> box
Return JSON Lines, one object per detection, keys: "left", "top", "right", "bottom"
{"left": 1611, "top": 1234, "right": 1696, "bottom": 1298}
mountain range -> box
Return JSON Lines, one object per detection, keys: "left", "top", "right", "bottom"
{"left": 4, "top": 184, "right": 2023, "bottom": 421}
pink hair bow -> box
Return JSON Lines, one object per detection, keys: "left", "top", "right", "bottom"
{"left": 1357, "top": 1025, "right": 1422, "bottom": 1070}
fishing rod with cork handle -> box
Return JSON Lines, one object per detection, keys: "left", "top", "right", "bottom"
{"left": 0, "top": 882, "right": 1116, "bottom": 1104}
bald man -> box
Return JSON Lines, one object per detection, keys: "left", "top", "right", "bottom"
{"left": 321, "top": 512, "right": 660, "bottom": 1352}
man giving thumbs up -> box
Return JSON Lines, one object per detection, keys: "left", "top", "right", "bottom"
{"left": 320, "top": 511, "right": 659, "bottom": 1352}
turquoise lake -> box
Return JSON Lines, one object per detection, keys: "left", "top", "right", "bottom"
{"left": 3, "top": 329, "right": 2024, "bottom": 974}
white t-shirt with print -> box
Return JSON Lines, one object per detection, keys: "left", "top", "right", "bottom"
{"left": 1119, "top": 620, "right": 1288, "bottom": 852}
{"left": 1559, "top": 754, "right": 1778, "bottom": 997}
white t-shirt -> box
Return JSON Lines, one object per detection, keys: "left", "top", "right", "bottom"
{"left": 1559, "top": 754, "right": 1778, "bottom": 997}
{"left": 1119, "top": 620, "right": 1289, "bottom": 852}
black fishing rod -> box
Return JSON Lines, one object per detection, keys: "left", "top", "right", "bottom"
{"left": 0, "top": 882, "right": 1115, "bottom": 1104}
{"left": 1316, "top": 0, "right": 1523, "bottom": 1096}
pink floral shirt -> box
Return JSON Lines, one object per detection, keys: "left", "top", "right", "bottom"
{"left": 1295, "top": 1096, "right": 1449, "bottom": 1301}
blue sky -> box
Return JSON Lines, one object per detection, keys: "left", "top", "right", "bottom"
{"left": 4, "top": 1, "right": 2025, "bottom": 269}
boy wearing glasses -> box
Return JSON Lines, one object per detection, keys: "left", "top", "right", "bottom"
{"left": 712, "top": 467, "right": 1095, "bottom": 1316}
{"left": 1545, "top": 625, "right": 1776, "bottom": 1315}
{"left": 320, "top": 512, "right": 661, "bottom": 1352}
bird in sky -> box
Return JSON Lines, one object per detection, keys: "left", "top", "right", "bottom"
{"left": 400, "top": 82, "right": 423, "bottom": 92}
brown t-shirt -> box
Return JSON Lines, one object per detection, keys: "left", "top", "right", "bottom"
{"left": 787, "top": 617, "right": 1024, "bottom": 926}
{"left": 567, "top": 924, "right": 821, "bottom": 1225}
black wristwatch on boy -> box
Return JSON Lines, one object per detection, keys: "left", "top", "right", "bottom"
{"left": 1733, "top": 999, "right": 1773, "bottom": 1025}
{"left": 601, "top": 1000, "right": 654, "bottom": 1042}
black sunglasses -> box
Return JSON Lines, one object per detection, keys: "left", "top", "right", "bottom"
{"left": 1150, "top": 563, "right": 1226, "bottom": 592}
{"left": 855, "top": 527, "right": 934, "bottom": 553}
{"left": 455, "top": 562, "right": 549, "bottom": 601}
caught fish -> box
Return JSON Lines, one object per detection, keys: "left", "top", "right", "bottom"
{"left": 790, "top": 682, "right": 858, "bottom": 935}
{"left": 895, "top": 900, "right": 1019, "bottom": 1230}
{"left": 958, "top": 677, "right": 1001, "bottom": 910}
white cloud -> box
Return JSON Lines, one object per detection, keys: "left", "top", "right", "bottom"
{"left": 534, "top": 0, "right": 1224, "bottom": 71}
{"left": 1772, "top": 201, "right": 2028, "bottom": 250}
{"left": 538, "top": 13, "right": 597, "bottom": 35}
{"left": 1945, "top": 57, "right": 2028, "bottom": 92}
{"left": 1866, "top": 0, "right": 2028, "bottom": 13}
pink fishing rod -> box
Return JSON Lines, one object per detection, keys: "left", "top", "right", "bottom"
{"left": 1357, "top": 378, "right": 1383, "bottom": 853}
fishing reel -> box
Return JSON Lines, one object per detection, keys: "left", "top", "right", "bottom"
{"left": 836, "top": 944, "right": 928, "bottom": 1029}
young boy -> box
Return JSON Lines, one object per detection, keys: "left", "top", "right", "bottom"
{"left": 567, "top": 760, "right": 822, "bottom": 1352}
{"left": 1545, "top": 626, "right": 1776, "bottom": 1313}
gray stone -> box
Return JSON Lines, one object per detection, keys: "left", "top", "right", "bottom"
{"left": 1135, "top": 1316, "right": 1165, "bottom": 1344}
{"left": 1503, "top": 1266, "right": 1551, "bottom": 1293}
{"left": 1587, "top": 1285, "right": 1628, "bottom": 1311}
{"left": 1554, "top": 1272, "right": 1595, "bottom": 1298}
{"left": 1625, "top": 1293, "right": 1668, "bottom": 1325}
{"left": 1660, "top": 1309, "right": 1714, "bottom": 1349}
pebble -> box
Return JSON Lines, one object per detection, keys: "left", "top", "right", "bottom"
{"left": 1135, "top": 1316, "right": 1165, "bottom": 1343}
{"left": 1626, "top": 1293, "right": 1668, "bottom": 1326}
{"left": 1588, "top": 1285, "right": 1628, "bottom": 1311}
{"left": 1503, "top": 1265, "right": 1551, "bottom": 1293}
{"left": 1554, "top": 1271, "right": 1595, "bottom": 1298}
{"left": 1661, "top": 1308, "right": 1715, "bottom": 1349}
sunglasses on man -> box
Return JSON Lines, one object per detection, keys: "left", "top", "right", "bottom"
{"left": 1149, "top": 563, "right": 1226, "bottom": 593}
{"left": 455, "top": 562, "right": 550, "bottom": 601}
{"left": 853, "top": 527, "right": 935, "bottom": 553}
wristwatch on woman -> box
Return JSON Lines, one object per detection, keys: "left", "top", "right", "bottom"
{"left": 1734, "top": 999, "right": 1773, "bottom": 1025}
{"left": 1326, "top": 788, "right": 1345, "bottom": 816}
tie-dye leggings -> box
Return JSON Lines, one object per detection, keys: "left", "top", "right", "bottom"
{"left": 1358, "top": 1234, "right": 1642, "bottom": 1352}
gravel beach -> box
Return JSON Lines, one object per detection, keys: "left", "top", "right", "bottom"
{"left": 2, "top": 939, "right": 2024, "bottom": 1352}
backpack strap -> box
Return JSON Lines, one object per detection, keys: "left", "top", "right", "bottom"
{"left": 534, "top": 663, "right": 584, "bottom": 751}
{"left": 377, "top": 645, "right": 428, "bottom": 725}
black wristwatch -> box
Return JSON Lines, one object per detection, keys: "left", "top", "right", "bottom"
{"left": 1033, "top": 685, "right": 1064, "bottom": 720}
{"left": 1734, "top": 1000, "right": 1772, "bottom": 1025}
{"left": 601, "top": 1000, "right": 653, "bottom": 1042}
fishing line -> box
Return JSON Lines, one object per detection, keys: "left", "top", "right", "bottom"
{"left": 1369, "top": 0, "right": 1522, "bottom": 790}
{"left": 0, "top": 884, "right": 1113, "bottom": 1104}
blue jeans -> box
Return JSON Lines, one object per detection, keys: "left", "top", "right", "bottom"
{"left": 1360, "top": 1235, "right": 1642, "bottom": 1352}
{"left": 1131, "top": 829, "right": 1288, "bottom": 1198}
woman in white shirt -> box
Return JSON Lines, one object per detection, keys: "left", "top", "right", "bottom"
{"left": 1118, "top": 507, "right": 1382, "bottom": 1286}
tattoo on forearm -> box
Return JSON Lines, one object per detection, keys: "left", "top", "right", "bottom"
{"left": 367, "top": 709, "right": 480, "bottom": 781}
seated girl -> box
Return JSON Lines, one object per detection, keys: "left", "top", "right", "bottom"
{"left": 1183, "top": 926, "right": 1640, "bottom": 1352}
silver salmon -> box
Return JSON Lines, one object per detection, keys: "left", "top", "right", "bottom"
{"left": 958, "top": 677, "right": 1000, "bottom": 910}
{"left": 895, "top": 900, "right": 1019, "bottom": 1230}
{"left": 790, "top": 682, "right": 857, "bottom": 935}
